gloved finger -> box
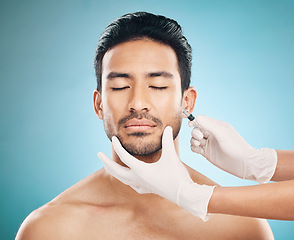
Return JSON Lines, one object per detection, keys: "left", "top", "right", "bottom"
{"left": 161, "top": 126, "right": 176, "bottom": 158}
{"left": 200, "top": 138, "right": 207, "bottom": 147}
{"left": 188, "top": 121, "right": 194, "bottom": 127}
{"left": 124, "top": 179, "right": 149, "bottom": 194}
{"left": 98, "top": 152, "right": 151, "bottom": 191}
{"left": 105, "top": 165, "right": 136, "bottom": 186}
{"left": 97, "top": 152, "right": 133, "bottom": 180}
{"left": 194, "top": 115, "right": 214, "bottom": 129}
{"left": 188, "top": 120, "right": 200, "bottom": 128}
{"left": 195, "top": 115, "right": 230, "bottom": 136}
{"left": 103, "top": 164, "right": 143, "bottom": 190}
{"left": 193, "top": 116, "right": 212, "bottom": 139}
{"left": 111, "top": 136, "right": 146, "bottom": 170}
{"left": 191, "top": 128, "right": 204, "bottom": 140}
{"left": 131, "top": 185, "right": 150, "bottom": 194}
{"left": 202, "top": 129, "right": 210, "bottom": 139}
{"left": 191, "top": 145, "right": 204, "bottom": 155}
{"left": 189, "top": 120, "right": 208, "bottom": 138}
{"left": 191, "top": 138, "right": 201, "bottom": 147}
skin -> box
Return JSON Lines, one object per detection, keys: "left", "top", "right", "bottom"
{"left": 271, "top": 150, "right": 294, "bottom": 181}
{"left": 97, "top": 38, "right": 184, "bottom": 163}
{"left": 16, "top": 39, "right": 274, "bottom": 240}
{"left": 208, "top": 150, "right": 294, "bottom": 220}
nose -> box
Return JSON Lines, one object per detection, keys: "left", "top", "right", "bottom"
{"left": 128, "top": 85, "right": 150, "bottom": 112}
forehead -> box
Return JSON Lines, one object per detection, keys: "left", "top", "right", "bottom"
{"left": 101, "top": 39, "right": 180, "bottom": 76}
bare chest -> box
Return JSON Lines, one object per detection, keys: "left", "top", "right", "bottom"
{"left": 73, "top": 206, "right": 181, "bottom": 240}
{"left": 71, "top": 205, "right": 234, "bottom": 240}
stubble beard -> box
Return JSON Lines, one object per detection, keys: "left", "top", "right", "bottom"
{"left": 104, "top": 111, "right": 182, "bottom": 156}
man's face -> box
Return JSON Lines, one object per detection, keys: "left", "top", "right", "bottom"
{"left": 100, "top": 39, "right": 183, "bottom": 156}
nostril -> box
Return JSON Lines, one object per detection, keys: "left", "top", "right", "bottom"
{"left": 129, "top": 107, "right": 149, "bottom": 112}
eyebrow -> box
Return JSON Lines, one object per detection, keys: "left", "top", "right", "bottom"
{"left": 147, "top": 71, "right": 174, "bottom": 79}
{"left": 106, "top": 71, "right": 174, "bottom": 80}
{"left": 106, "top": 72, "right": 133, "bottom": 79}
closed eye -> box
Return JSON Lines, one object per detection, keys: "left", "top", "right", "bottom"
{"left": 149, "top": 86, "right": 168, "bottom": 90}
{"left": 111, "top": 86, "right": 130, "bottom": 91}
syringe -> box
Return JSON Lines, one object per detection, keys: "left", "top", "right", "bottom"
{"left": 181, "top": 107, "right": 200, "bottom": 128}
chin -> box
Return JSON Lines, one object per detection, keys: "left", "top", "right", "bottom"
{"left": 121, "top": 137, "right": 162, "bottom": 156}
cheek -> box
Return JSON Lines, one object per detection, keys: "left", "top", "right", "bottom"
{"left": 103, "top": 89, "right": 129, "bottom": 108}
{"left": 150, "top": 90, "right": 182, "bottom": 121}
{"left": 101, "top": 93, "right": 115, "bottom": 124}
{"left": 102, "top": 92, "right": 128, "bottom": 127}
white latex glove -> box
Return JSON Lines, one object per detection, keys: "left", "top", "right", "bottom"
{"left": 189, "top": 116, "right": 277, "bottom": 184}
{"left": 97, "top": 126, "right": 215, "bottom": 221}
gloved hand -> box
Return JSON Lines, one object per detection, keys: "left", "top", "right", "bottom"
{"left": 189, "top": 116, "right": 277, "bottom": 183}
{"left": 97, "top": 126, "right": 215, "bottom": 221}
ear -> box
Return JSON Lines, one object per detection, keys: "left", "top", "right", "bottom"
{"left": 93, "top": 89, "right": 103, "bottom": 119}
{"left": 182, "top": 87, "right": 197, "bottom": 114}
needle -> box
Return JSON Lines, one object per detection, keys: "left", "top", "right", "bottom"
{"left": 181, "top": 107, "right": 200, "bottom": 127}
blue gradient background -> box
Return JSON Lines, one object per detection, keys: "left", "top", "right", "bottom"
{"left": 1, "top": 0, "right": 293, "bottom": 239}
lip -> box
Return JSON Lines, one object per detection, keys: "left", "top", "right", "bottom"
{"left": 124, "top": 119, "right": 157, "bottom": 131}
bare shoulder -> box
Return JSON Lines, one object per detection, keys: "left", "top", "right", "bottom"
{"left": 204, "top": 214, "right": 274, "bottom": 240}
{"left": 184, "top": 165, "right": 274, "bottom": 239}
{"left": 15, "top": 169, "right": 111, "bottom": 240}
{"left": 15, "top": 202, "right": 78, "bottom": 240}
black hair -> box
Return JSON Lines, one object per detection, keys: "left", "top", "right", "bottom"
{"left": 94, "top": 12, "right": 192, "bottom": 94}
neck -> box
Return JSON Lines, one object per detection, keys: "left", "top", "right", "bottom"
{"left": 111, "top": 136, "right": 180, "bottom": 167}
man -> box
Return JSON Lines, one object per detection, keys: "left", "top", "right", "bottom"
{"left": 16, "top": 12, "right": 274, "bottom": 239}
